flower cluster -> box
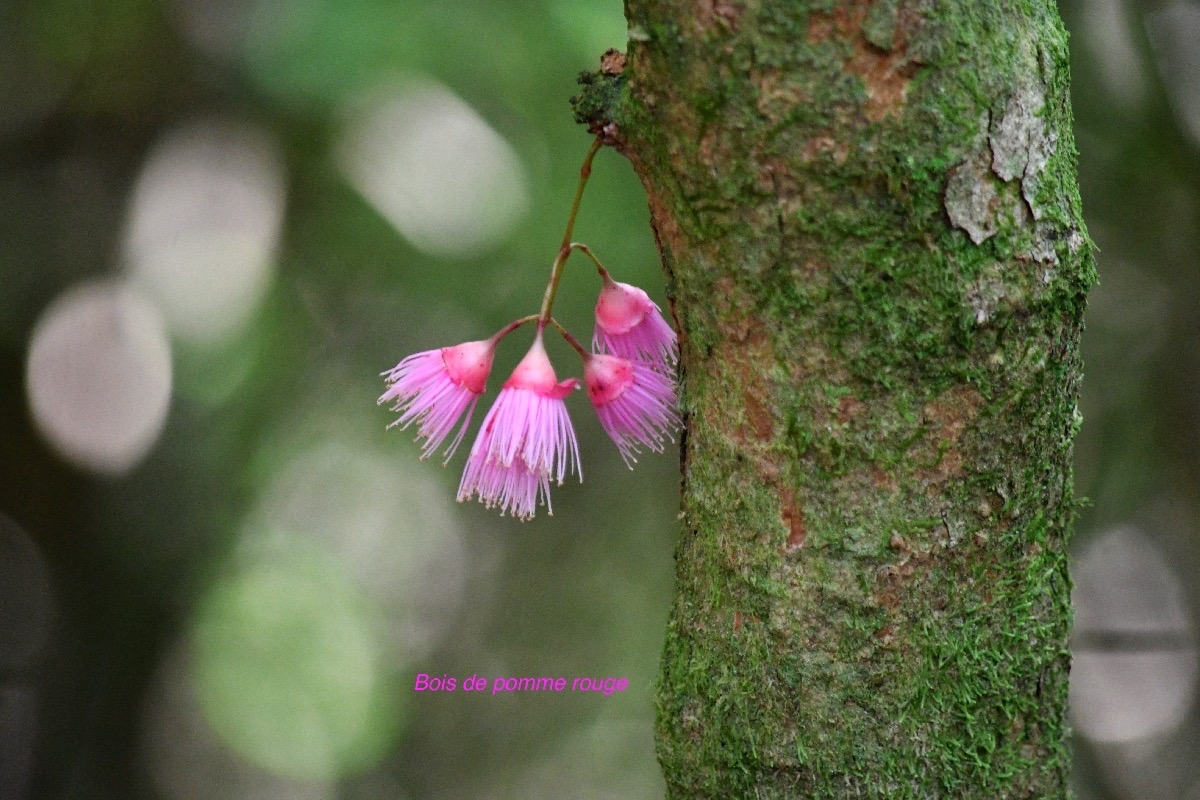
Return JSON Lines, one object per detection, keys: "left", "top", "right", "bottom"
{"left": 378, "top": 137, "right": 680, "bottom": 520}
{"left": 379, "top": 278, "right": 677, "bottom": 520}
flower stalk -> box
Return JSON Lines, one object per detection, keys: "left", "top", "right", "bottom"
{"left": 538, "top": 136, "right": 604, "bottom": 328}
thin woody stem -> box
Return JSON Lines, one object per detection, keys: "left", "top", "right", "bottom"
{"left": 489, "top": 314, "right": 540, "bottom": 345}
{"left": 538, "top": 136, "right": 605, "bottom": 328}
{"left": 559, "top": 137, "right": 604, "bottom": 252}
{"left": 549, "top": 318, "right": 591, "bottom": 361}
{"left": 568, "top": 242, "right": 611, "bottom": 281}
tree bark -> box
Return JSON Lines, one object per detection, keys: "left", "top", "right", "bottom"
{"left": 576, "top": 1, "right": 1093, "bottom": 797}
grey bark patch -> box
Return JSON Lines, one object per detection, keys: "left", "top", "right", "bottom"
{"left": 945, "top": 154, "right": 998, "bottom": 245}
{"left": 988, "top": 81, "right": 1058, "bottom": 220}
{"left": 1021, "top": 126, "right": 1057, "bottom": 220}
{"left": 1026, "top": 221, "right": 1060, "bottom": 265}
{"left": 1068, "top": 228, "right": 1084, "bottom": 253}
{"left": 966, "top": 261, "right": 1016, "bottom": 325}
{"left": 989, "top": 86, "right": 1042, "bottom": 181}
{"left": 1022, "top": 223, "right": 1085, "bottom": 280}
{"left": 968, "top": 276, "right": 1003, "bottom": 324}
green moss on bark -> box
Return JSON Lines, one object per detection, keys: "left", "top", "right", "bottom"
{"left": 578, "top": 0, "right": 1092, "bottom": 796}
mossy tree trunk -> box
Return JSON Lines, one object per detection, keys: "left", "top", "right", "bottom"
{"left": 577, "top": 1, "right": 1093, "bottom": 797}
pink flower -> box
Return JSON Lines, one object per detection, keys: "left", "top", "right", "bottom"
{"left": 593, "top": 276, "right": 677, "bottom": 373}
{"left": 457, "top": 335, "right": 581, "bottom": 519}
{"left": 585, "top": 353, "right": 680, "bottom": 467}
{"left": 379, "top": 339, "right": 496, "bottom": 462}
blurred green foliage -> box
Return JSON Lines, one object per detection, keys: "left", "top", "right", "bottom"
{"left": 4, "top": 0, "right": 1200, "bottom": 798}
{"left": 1, "top": 0, "right": 674, "bottom": 797}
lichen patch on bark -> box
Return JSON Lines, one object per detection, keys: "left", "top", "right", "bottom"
{"left": 945, "top": 148, "right": 1001, "bottom": 245}
{"left": 988, "top": 77, "right": 1058, "bottom": 221}
{"left": 946, "top": 53, "right": 1062, "bottom": 247}
{"left": 966, "top": 260, "right": 1025, "bottom": 324}
{"left": 989, "top": 81, "right": 1046, "bottom": 182}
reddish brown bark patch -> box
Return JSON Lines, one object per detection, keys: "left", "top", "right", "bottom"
{"left": 836, "top": 395, "right": 866, "bottom": 424}
{"left": 807, "top": 1, "right": 922, "bottom": 122}
{"left": 743, "top": 390, "right": 774, "bottom": 442}
{"left": 874, "top": 531, "right": 933, "bottom": 610}
{"left": 695, "top": 0, "right": 743, "bottom": 33}
{"left": 754, "top": 70, "right": 812, "bottom": 123}
{"left": 704, "top": 278, "right": 777, "bottom": 450}
{"left": 617, "top": 142, "right": 691, "bottom": 344}
{"left": 871, "top": 466, "right": 899, "bottom": 492}
{"left": 717, "top": 329, "right": 774, "bottom": 446}
{"left": 706, "top": 280, "right": 814, "bottom": 553}
{"left": 874, "top": 563, "right": 913, "bottom": 610}
{"left": 712, "top": 276, "right": 765, "bottom": 346}
{"left": 847, "top": 38, "right": 920, "bottom": 122}
{"left": 781, "top": 488, "right": 806, "bottom": 551}
{"left": 914, "top": 385, "right": 983, "bottom": 484}
{"left": 801, "top": 135, "right": 850, "bottom": 165}
{"left": 805, "top": 2, "right": 850, "bottom": 44}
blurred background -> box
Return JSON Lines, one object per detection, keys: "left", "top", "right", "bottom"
{"left": 0, "top": 0, "right": 1197, "bottom": 797}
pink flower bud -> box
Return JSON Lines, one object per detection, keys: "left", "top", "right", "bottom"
{"left": 440, "top": 339, "right": 496, "bottom": 394}
{"left": 379, "top": 339, "right": 497, "bottom": 463}
{"left": 585, "top": 353, "right": 679, "bottom": 467}
{"left": 593, "top": 278, "right": 678, "bottom": 374}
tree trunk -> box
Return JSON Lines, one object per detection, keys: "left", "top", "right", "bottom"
{"left": 576, "top": 1, "right": 1094, "bottom": 797}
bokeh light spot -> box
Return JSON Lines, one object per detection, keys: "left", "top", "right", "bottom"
{"left": 335, "top": 78, "right": 529, "bottom": 258}
{"left": 1081, "top": 0, "right": 1146, "bottom": 109}
{"left": 26, "top": 282, "right": 172, "bottom": 475}
{"left": 248, "top": 434, "right": 468, "bottom": 664}
{"left": 124, "top": 119, "right": 285, "bottom": 346}
{"left": 1145, "top": 3, "right": 1200, "bottom": 146}
{"left": 191, "top": 555, "right": 402, "bottom": 781}
{"left": 1070, "top": 526, "right": 1198, "bottom": 743}
{"left": 143, "top": 644, "right": 336, "bottom": 800}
